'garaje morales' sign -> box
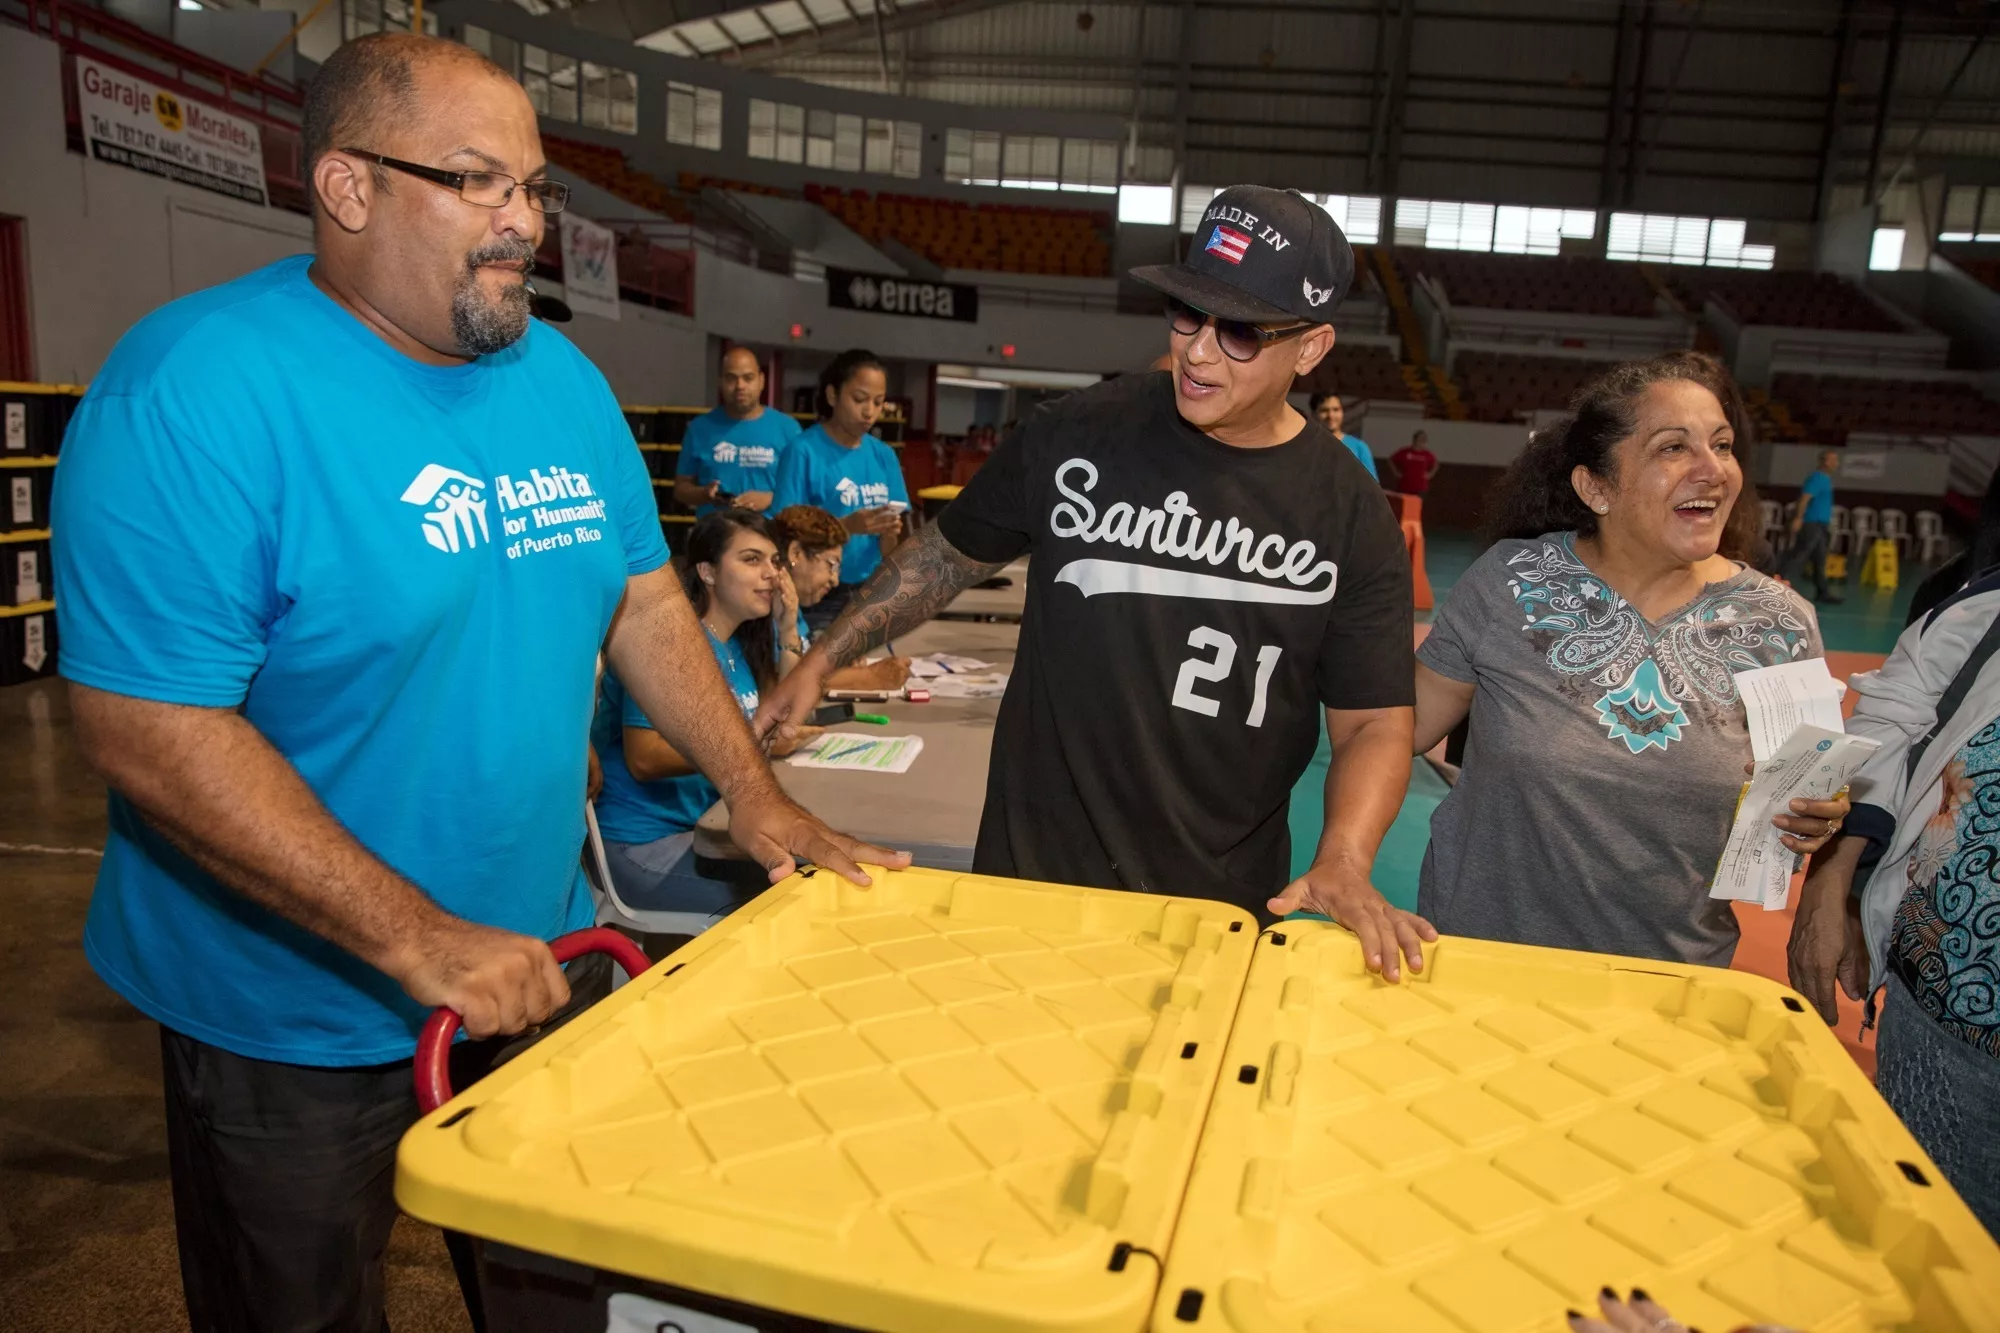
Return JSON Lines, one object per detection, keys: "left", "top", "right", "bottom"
{"left": 74, "top": 56, "right": 268, "bottom": 206}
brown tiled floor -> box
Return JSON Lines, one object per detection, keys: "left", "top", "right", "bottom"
{"left": 0, "top": 677, "right": 470, "bottom": 1332}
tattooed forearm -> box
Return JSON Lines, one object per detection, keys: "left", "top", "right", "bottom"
{"left": 814, "top": 524, "right": 1006, "bottom": 668}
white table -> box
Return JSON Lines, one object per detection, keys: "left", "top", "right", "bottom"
{"left": 935, "top": 558, "right": 1029, "bottom": 623}
{"left": 695, "top": 619, "right": 1018, "bottom": 870}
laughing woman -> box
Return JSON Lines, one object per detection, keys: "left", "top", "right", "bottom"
{"left": 1413, "top": 352, "right": 1850, "bottom": 966}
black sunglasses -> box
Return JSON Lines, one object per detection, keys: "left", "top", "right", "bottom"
{"left": 1164, "top": 296, "right": 1313, "bottom": 363}
{"left": 342, "top": 149, "right": 569, "bottom": 214}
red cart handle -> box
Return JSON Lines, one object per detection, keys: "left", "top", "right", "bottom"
{"left": 415, "top": 927, "right": 654, "bottom": 1114}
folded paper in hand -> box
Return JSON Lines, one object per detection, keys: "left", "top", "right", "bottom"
{"left": 1710, "top": 723, "right": 1878, "bottom": 911}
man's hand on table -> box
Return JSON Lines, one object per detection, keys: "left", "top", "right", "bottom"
{"left": 728, "top": 783, "right": 912, "bottom": 886}
{"left": 390, "top": 915, "right": 570, "bottom": 1040}
{"left": 769, "top": 724, "right": 824, "bottom": 759}
{"left": 1268, "top": 860, "right": 1436, "bottom": 983}
{"left": 754, "top": 655, "right": 830, "bottom": 746}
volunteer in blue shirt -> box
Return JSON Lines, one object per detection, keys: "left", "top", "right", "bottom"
{"left": 1312, "top": 389, "right": 1378, "bottom": 480}
{"left": 50, "top": 34, "right": 903, "bottom": 1333}
{"left": 1781, "top": 448, "right": 1842, "bottom": 604}
{"left": 596, "top": 512, "right": 822, "bottom": 915}
{"left": 672, "top": 344, "right": 800, "bottom": 517}
{"left": 771, "top": 348, "right": 909, "bottom": 628}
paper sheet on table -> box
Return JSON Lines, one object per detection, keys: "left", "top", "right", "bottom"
{"left": 1736, "top": 658, "right": 1848, "bottom": 762}
{"left": 921, "top": 672, "right": 1009, "bottom": 699}
{"left": 1709, "top": 724, "right": 1879, "bottom": 911}
{"left": 787, "top": 733, "right": 925, "bottom": 774}
{"left": 906, "top": 653, "right": 993, "bottom": 678}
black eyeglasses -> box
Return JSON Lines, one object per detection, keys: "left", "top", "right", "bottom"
{"left": 1165, "top": 296, "right": 1312, "bottom": 363}
{"left": 342, "top": 149, "right": 569, "bottom": 214}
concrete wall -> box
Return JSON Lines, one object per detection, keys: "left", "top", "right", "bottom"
{"left": 0, "top": 24, "right": 316, "bottom": 382}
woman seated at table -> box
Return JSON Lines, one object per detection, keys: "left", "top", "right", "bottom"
{"left": 771, "top": 348, "right": 909, "bottom": 630}
{"left": 593, "top": 511, "right": 819, "bottom": 917}
{"left": 1412, "top": 351, "right": 1850, "bottom": 966}
{"left": 769, "top": 503, "right": 910, "bottom": 692}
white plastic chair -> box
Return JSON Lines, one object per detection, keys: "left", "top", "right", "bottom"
{"left": 585, "top": 804, "right": 720, "bottom": 942}
{"left": 1828, "top": 504, "right": 1851, "bottom": 554}
{"left": 1879, "top": 508, "right": 1910, "bottom": 558}
{"left": 1915, "top": 510, "right": 1950, "bottom": 563}
{"left": 1849, "top": 506, "right": 1879, "bottom": 553}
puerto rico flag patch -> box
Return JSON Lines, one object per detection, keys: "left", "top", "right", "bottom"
{"left": 1205, "top": 225, "right": 1251, "bottom": 265}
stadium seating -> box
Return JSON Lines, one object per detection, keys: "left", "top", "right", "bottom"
{"left": 1452, "top": 350, "right": 1623, "bottom": 422}
{"left": 807, "top": 184, "right": 1111, "bottom": 278}
{"left": 1766, "top": 372, "right": 2000, "bottom": 442}
{"left": 544, "top": 135, "right": 694, "bottom": 223}
{"left": 1395, "top": 251, "right": 1662, "bottom": 318}
{"left": 1666, "top": 269, "right": 1901, "bottom": 332}
{"left": 1294, "top": 342, "right": 1423, "bottom": 405}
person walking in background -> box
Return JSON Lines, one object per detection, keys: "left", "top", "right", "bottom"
{"left": 674, "top": 345, "right": 799, "bottom": 517}
{"left": 1781, "top": 448, "right": 1843, "bottom": 603}
{"left": 1312, "top": 389, "right": 1378, "bottom": 480}
{"left": 1389, "top": 428, "right": 1440, "bottom": 496}
{"left": 771, "top": 348, "right": 910, "bottom": 630}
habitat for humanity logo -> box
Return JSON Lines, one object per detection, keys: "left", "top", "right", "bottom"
{"left": 400, "top": 462, "right": 609, "bottom": 560}
{"left": 400, "top": 464, "right": 489, "bottom": 553}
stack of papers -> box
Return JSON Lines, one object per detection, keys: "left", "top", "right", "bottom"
{"left": 1711, "top": 660, "right": 1878, "bottom": 911}
{"left": 907, "top": 653, "right": 993, "bottom": 678}
{"left": 788, "top": 734, "right": 925, "bottom": 774}
{"left": 921, "top": 673, "right": 1009, "bottom": 699}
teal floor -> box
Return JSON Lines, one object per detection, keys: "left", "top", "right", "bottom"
{"left": 1286, "top": 528, "right": 1922, "bottom": 909}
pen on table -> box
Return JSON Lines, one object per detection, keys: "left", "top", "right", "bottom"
{"left": 854, "top": 712, "right": 891, "bottom": 725}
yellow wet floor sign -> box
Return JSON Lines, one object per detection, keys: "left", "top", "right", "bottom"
{"left": 1861, "top": 537, "right": 1900, "bottom": 590}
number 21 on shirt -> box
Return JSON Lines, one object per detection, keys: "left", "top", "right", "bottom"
{"left": 1172, "top": 626, "right": 1283, "bottom": 727}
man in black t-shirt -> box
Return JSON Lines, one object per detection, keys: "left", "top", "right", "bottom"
{"left": 757, "top": 185, "right": 1434, "bottom": 979}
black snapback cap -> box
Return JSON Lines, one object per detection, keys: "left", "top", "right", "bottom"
{"left": 1129, "top": 185, "right": 1355, "bottom": 324}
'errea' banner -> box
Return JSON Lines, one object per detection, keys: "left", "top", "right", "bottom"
{"left": 74, "top": 57, "right": 268, "bottom": 206}
{"left": 828, "top": 268, "right": 978, "bottom": 323}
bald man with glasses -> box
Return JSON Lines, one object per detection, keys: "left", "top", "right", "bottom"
{"left": 760, "top": 184, "right": 1433, "bottom": 979}
{"left": 53, "top": 33, "right": 899, "bottom": 1331}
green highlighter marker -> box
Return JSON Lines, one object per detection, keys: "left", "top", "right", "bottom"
{"left": 853, "top": 712, "right": 891, "bottom": 725}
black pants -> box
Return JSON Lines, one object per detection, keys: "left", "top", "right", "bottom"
{"left": 160, "top": 954, "right": 614, "bottom": 1333}
{"left": 1781, "top": 520, "right": 1832, "bottom": 599}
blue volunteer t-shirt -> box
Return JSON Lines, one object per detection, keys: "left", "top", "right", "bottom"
{"left": 1800, "top": 469, "right": 1834, "bottom": 525}
{"left": 593, "top": 631, "right": 760, "bottom": 845}
{"left": 1338, "top": 432, "right": 1377, "bottom": 479}
{"left": 676, "top": 406, "right": 801, "bottom": 516}
{"left": 771, "top": 423, "right": 908, "bottom": 584}
{"left": 53, "top": 256, "right": 668, "bottom": 1067}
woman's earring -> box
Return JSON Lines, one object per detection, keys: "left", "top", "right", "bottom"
{"left": 1593, "top": 503, "right": 1609, "bottom": 514}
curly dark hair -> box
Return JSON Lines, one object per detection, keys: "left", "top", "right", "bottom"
{"left": 1481, "top": 350, "right": 1761, "bottom": 561}
{"left": 768, "top": 504, "right": 848, "bottom": 562}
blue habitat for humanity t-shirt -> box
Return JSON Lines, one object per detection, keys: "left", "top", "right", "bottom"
{"left": 1800, "top": 469, "right": 1834, "bottom": 524}
{"left": 52, "top": 256, "right": 668, "bottom": 1067}
{"left": 677, "top": 406, "right": 801, "bottom": 516}
{"left": 772, "top": 422, "right": 908, "bottom": 584}
{"left": 593, "top": 632, "right": 760, "bottom": 845}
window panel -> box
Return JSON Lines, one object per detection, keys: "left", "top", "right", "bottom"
{"left": 833, "top": 114, "right": 863, "bottom": 172}
{"left": 609, "top": 70, "right": 637, "bottom": 135}
{"left": 580, "top": 61, "right": 609, "bottom": 130}
{"left": 806, "top": 109, "right": 835, "bottom": 168}
{"left": 864, "top": 118, "right": 894, "bottom": 174}
{"left": 944, "top": 128, "right": 972, "bottom": 181}
{"left": 1318, "top": 194, "right": 1380, "bottom": 245}
{"left": 1001, "top": 135, "right": 1031, "bottom": 182}
{"left": 1181, "top": 184, "right": 1220, "bottom": 232}
{"left": 1089, "top": 140, "right": 1118, "bottom": 190}
{"left": 1980, "top": 186, "right": 2000, "bottom": 240}
{"left": 1941, "top": 184, "right": 1980, "bottom": 240}
{"left": 1119, "top": 183, "right": 1174, "bottom": 225}
{"left": 747, "top": 98, "right": 778, "bottom": 160}
{"left": 1029, "top": 135, "right": 1060, "bottom": 183}
{"left": 1061, "top": 138, "right": 1092, "bottom": 190}
{"left": 1869, "top": 228, "right": 1906, "bottom": 271}
{"left": 776, "top": 103, "right": 805, "bottom": 163}
{"left": 520, "top": 43, "right": 550, "bottom": 116}
{"left": 892, "top": 121, "right": 922, "bottom": 179}
{"left": 545, "top": 52, "right": 577, "bottom": 123}
{"left": 694, "top": 86, "right": 722, "bottom": 150}
{"left": 462, "top": 23, "right": 489, "bottom": 55}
